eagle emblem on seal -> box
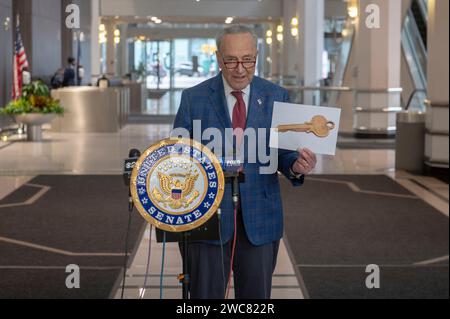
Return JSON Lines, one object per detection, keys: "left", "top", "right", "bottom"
{"left": 152, "top": 171, "right": 200, "bottom": 210}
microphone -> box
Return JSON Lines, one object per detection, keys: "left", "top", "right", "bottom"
{"left": 123, "top": 149, "right": 141, "bottom": 187}
{"left": 123, "top": 149, "right": 141, "bottom": 211}
{"left": 218, "top": 157, "right": 245, "bottom": 209}
{"left": 218, "top": 157, "right": 242, "bottom": 177}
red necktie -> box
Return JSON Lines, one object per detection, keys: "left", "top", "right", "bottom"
{"left": 231, "top": 91, "right": 247, "bottom": 147}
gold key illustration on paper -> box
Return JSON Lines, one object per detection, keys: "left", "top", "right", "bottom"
{"left": 276, "top": 115, "right": 336, "bottom": 138}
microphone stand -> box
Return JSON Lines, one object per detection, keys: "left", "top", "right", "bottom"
{"left": 177, "top": 171, "right": 244, "bottom": 300}
{"left": 179, "top": 231, "right": 190, "bottom": 299}
{"left": 230, "top": 172, "right": 241, "bottom": 210}
{"left": 121, "top": 149, "right": 140, "bottom": 299}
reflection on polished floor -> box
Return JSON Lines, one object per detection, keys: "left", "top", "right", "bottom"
{"left": 144, "top": 91, "right": 182, "bottom": 116}
{"left": 0, "top": 124, "right": 448, "bottom": 299}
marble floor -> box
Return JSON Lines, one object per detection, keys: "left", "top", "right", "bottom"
{"left": 0, "top": 125, "right": 448, "bottom": 299}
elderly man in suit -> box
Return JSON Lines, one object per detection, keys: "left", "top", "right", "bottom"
{"left": 173, "top": 25, "right": 317, "bottom": 299}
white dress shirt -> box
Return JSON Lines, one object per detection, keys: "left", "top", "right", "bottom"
{"left": 222, "top": 76, "right": 250, "bottom": 122}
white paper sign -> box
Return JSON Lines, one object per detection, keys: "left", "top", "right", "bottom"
{"left": 269, "top": 102, "right": 341, "bottom": 155}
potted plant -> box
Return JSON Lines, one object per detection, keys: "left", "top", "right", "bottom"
{"left": 1, "top": 80, "right": 64, "bottom": 141}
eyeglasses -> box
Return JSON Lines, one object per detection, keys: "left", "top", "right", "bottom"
{"left": 220, "top": 54, "right": 257, "bottom": 70}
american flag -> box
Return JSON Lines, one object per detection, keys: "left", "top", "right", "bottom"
{"left": 12, "top": 17, "right": 29, "bottom": 100}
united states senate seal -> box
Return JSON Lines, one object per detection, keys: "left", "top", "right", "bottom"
{"left": 130, "top": 138, "right": 224, "bottom": 232}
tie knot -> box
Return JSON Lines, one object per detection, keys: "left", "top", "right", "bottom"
{"left": 231, "top": 91, "right": 243, "bottom": 100}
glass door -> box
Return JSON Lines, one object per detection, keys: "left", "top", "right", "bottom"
{"left": 146, "top": 40, "right": 172, "bottom": 90}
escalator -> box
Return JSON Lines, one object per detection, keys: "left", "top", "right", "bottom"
{"left": 324, "top": 0, "right": 429, "bottom": 135}
{"left": 410, "top": 0, "right": 428, "bottom": 49}
{"left": 401, "top": 0, "right": 428, "bottom": 111}
{"left": 331, "top": 0, "right": 428, "bottom": 112}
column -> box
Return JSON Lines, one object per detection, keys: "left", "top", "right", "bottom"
{"left": 61, "top": 0, "right": 74, "bottom": 69}
{"left": 271, "top": 24, "right": 281, "bottom": 80}
{"left": 282, "top": 0, "right": 300, "bottom": 83}
{"left": 119, "top": 24, "right": 128, "bottom": 76}
{"left": 13, "top": 0, "right": 32, "bottom": 70}
{"left": 264, "top": 23, "right": 281, "bottom": 80}
{"left": 282, "top": 0, "right": 324, "bottom": 104}
{"left": 353, "top": 0, "right": 402, "bottom": 137}
{"left": 105, "top": 20, "right": 116, "bottom": 76}
{"left": 425, "top": 0, "right": 449, "bottom": 173}
{"left": 298, "top": 0, "right": 324, "bottom": 104}
{"left": 90, "top": 0, "right": 100, "bottom": 83}
{"left": 0, "top": 0, "right": 13, "bottom": 110}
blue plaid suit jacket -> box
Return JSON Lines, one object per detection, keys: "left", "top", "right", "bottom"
{"left": 173, "top": 73, "right": 304, "bottom": 246}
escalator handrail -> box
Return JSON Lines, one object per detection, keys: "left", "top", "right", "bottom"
{"left": 405, "top": 89, "right": 427, "bottom": 111}
{"left": 403, "top": 11, "right": 427, "bottom": 89}
{"left": 417, "top": 0, "right": 428, "bottom": 23}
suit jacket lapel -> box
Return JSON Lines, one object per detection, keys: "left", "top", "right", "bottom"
{"left": 246, "top": 79, "right": 264, "bottom": 131}
{"left": 209, "top": 74, "right": 232, "bottom": 130}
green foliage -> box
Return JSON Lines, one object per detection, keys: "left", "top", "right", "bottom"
{"left": 1, "top": 80, "right": 64, "bottom": 115}
{"left": 22, "top": 80, "right": 50, "bottom": 98}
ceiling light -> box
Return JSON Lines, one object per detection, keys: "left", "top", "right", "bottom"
{"left": 291, "top": 27, "right": 298, "bottom": 37}
{"left": 348, "top": 6, "right": 358, "bottom": 18}
{"left": 225, "top": 17, "right": 234, "bottom": 24}
{"left": 291, "top": 17, "right": 298, "bottom": 26}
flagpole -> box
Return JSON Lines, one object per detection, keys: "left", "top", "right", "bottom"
{"left": 12, "top": 13, "right": 29, "bottom": 100}
{"left": 13, "top": 14, "right": 19, "bottom": 100}
{"left": 76, "top": 31, "right": 81, "bottom": 86}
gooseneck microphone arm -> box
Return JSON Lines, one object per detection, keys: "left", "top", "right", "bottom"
{"left": 121, "top": 148, "right": 141, "bottom": 299}
{"left": 124, "top": 149, "right": 141, "bottom": 212}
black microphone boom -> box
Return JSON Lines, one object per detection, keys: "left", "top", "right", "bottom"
{"left": 123, "top": 149, "right": 141, "bottom": 186}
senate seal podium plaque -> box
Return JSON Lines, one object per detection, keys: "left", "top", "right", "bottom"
{"left": 130, "top": 138, "right": 224, "bottom": 233}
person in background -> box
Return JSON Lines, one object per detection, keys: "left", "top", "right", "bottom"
{"left": 77, "top": 64, "right": 84, "bottom": 86}
{"left": 62, "top": 57, "right": 76, "bottom": 87}
{"left": 51, "top": 68, "right": 65, "bottom": 89}
{"left": 22, "top": 67, "right": 31, "bottom": 86}
{"left": 97, "top": 74, "right": 110, "bottom": 88}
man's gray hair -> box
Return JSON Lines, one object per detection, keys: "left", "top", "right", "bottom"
{"left": 216, "top": 25, "right": 258, "bottom": 52}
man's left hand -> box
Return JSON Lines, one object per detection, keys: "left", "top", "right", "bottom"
{"left": 292, "top": 148, "right": 317, "bottom": 175}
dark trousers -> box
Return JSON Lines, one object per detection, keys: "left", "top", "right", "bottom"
{"left": 180, "top": 210, "right": 280, "bottom": 299}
